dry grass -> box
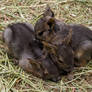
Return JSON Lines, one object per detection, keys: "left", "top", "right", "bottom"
{"left": 0, "top": 0, "right": 92, "bottom": 92}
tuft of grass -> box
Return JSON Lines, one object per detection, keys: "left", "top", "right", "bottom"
{"left": 0, "top": 0, "right": 92, "bottom": 92}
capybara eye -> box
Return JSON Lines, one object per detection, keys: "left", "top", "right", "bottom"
{"left": 38, "top": 31, "right": 44, "bottom": 36}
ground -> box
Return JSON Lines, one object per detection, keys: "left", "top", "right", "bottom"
{"left": 0, "top": 0, "right": 92, "bottom": 92}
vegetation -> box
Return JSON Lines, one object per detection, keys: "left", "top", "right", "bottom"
{"left": 0, "top": 0, "right": 92, "bottom": 92}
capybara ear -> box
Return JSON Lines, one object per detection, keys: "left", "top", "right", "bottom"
{"left": 62, "top": 29, "right": 72, "bottom": 45}
{"left": 43, "top": 5, "right": 54, "bottom": 17}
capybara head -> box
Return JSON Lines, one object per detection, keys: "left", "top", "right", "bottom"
{"left": 34, "top": 5, "right": 57, "bottom": 41}
{"left": 29, "top": 55, "right": 60, "bottom": 82}
{"left": 35, "top": 16, "right": 55, "bottom": 41}
{"left": 35, "top": 15, "right": 65, "bottom": 43}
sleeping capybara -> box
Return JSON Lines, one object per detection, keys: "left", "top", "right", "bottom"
{"left": 3, "top": 23, "right": 60, "bottom": 82}
{"left": 34, "top": 6, "right": 92, "bottom": 74}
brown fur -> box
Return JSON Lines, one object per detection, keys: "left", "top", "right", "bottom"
{"left": 34, "top": 6, "right": 92, "bottom": 73}
{"left": 3, "top": 23, "right": 60, "bottom": 82}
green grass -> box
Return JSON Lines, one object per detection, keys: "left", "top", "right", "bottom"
{"left": 0, "top": 0, "right": 92, "bottom": 92}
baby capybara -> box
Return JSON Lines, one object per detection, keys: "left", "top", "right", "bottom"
{"left": 3, "top": 23, "right": 60, "bottom": 82}
{"left": 34, "top": 6, "right": 92, "bottom": 74}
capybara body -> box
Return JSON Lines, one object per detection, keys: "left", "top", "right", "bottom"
{"left": 34, "top": 6, "right": 92, "bottom": 74}
{"left": 3, "top": 23, "right": 60, "bottom": 82}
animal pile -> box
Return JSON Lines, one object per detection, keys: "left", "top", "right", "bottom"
{"left": 3, "top": 6, "right": 92, "bottom": 82}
